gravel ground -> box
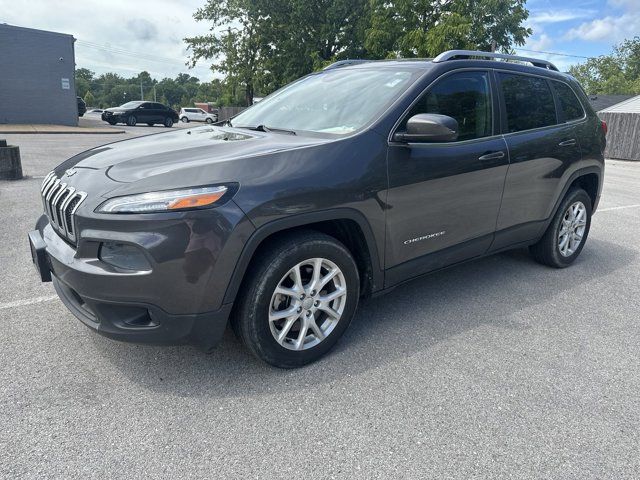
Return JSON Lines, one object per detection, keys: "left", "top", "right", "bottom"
{"left": 1, "top": 130, "right": 639, "bottom": 479}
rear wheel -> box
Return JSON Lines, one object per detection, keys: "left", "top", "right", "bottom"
{"left": 126, "top": 115, "right": 137, "bottom": 126}
{"left": 164, "top": 117, "right": 174, "bottom": 127}
{"left": 233, "top": 231, "right": 360, "bottom": 368}
{"left": 530, "top": 188, "right": 592, "bottom": 268}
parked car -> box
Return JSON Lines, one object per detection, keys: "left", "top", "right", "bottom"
{"left": 101, "top": 101, "right": 178, "bottom": 127}
{"left": 179, "top": 107, "right": 218, "bottom": 123}
{"left": 76, "top": 96, "right": 86, "bottom": 117}
{"left": 30, "top": 50, "right": 606, "bottom": 368}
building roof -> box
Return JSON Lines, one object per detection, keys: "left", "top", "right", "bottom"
{"left": 599, "top": 95, "right": 640, "bottom": 113}
{"left": 0, "top": 23, "right": 74, "bottom": 40}
{"left": 588, "top": 94, "right": 635, "bottom": 112}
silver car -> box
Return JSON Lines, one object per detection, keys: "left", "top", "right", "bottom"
{"left": 179, "top": 107, "right": 217, "bottom": 123}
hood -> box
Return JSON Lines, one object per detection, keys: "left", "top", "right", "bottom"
{"left": 53, "top": 126, "right": 328, "bottom": 196}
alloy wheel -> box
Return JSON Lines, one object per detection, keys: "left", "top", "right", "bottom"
{"left": 558, "top": 201, "right": 587, "bottom": 257}
{"left": 268, "top": 258, "right": 347, "bottom": 351}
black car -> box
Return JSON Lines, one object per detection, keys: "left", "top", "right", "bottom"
{"left": 76, "top": 96, "right": 86, "bottom": 117}
{"left": 30, "top": 50, "right": 606, "bottom": 368}
{"left": 101, "top": 101, "right": 179, "bottom": 127}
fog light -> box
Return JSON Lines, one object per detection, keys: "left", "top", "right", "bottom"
{"left": 99, "top": 242, "right": 151, "bottom": 271}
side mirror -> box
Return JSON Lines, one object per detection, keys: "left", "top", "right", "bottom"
{"left": 394, "top": 113, "right": 458, "bottom": 143}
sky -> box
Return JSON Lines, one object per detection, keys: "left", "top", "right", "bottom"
{"left": 0, "top": 0, "right": 638, "bottom": 81}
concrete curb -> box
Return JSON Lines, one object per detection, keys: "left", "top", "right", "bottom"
{"left": 0, "top": 125, "right": 125, "bottom": 134}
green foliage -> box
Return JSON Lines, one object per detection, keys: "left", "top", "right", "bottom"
{"left": 81, "top": 0, "right": 537, "bottom": 106}
{"left": 365, "top": 0, "right": 531, "bottom": 58}
{"left": 83, "top": 91, "right": 95, "bottom": 107}
{"left": 74, "top": 69, "right": 230, "bottom": 110}
{"left": 185, "top": 0, "right": 532, "bottom": 104}
{"left": 569, "top": 37, "right": 640, "bottom": 94}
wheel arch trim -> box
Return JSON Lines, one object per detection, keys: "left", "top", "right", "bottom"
{"left": 546, "top": 165, "right": 602, "bottom": 229}
{"left": 222, "top": 208, "right": 384, "bottom": 305}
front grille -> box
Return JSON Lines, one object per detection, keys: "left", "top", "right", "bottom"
{"left": 40, "top": 172, "right": 87, "bottom": 243}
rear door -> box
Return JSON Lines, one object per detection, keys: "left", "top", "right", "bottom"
{"left": 384, "top": 70, "right": 509, "bottom": 284}
{"left": 136, "top": 102, "right": 154, "bottom": 123}
{"left": 152, "top": 103, "right": 167, "bottom": 122}
{"left": 492, "top": 71, "right": 583, "bottom": 250}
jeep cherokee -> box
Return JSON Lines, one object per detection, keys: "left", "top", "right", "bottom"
{"left": 29, "top": 50, "right": 606, "bottom": 368}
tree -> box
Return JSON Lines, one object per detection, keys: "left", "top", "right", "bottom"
{"left": 259, "top": 0, "right": 371, "bottom": 89}
{"left": 365, "top": 0, "right": 531, "bottom": 58}
{"left": 569, "top": 37, "right": 640, "bottom": 94}
{"left": 83, "top": 91, "right": 95, "bottom": 107}
{"left": 185, "top": 0, "right": 266, "bottom": 106}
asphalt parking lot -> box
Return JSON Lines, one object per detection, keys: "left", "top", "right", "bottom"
{"left": 1, "top": 127, "right": 639, "bottom": 479}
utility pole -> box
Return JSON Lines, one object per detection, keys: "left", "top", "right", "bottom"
{"left": 491, "top": 40, "right": 497, "bottom": 53}
{"left": 140, "top": 79, "right": 144, "bottom": 100}
{"left": 153, "top": 85, "right": 157, "bottom": 102}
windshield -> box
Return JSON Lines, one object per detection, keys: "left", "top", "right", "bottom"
{"left": 119, "top": 101, "right": 143, "bottom": 109}
{"left": 232, "top": 68, "right": 421, "bottom": 135}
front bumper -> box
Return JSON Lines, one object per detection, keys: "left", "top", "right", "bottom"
{"left": 53, "top": 274, "right": 231, "bottom": 350}
{"left": 29, "top": 201, "right": 254, "bottom": 350}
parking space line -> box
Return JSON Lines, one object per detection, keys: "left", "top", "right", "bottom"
{"left": 0, "top": 295, "right": 58, "bottom": 310}
{"left": 599, "top": 204, "right": 640, "bottom": 212}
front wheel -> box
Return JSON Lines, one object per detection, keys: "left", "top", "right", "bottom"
{"left": 206, "top": 117, "right": 213, "bottom": 124}
{"left": 126, "top": 115, "right": 137, "bottom": 126}
{"left": 164, "top": 117, "right": 174, "bottom": 127}
{"left": 181, "top": 117, "right": 189, "bottom": 123}
{"left": 232, "top": 231, "right": 360, "bottom": 368}
{"left": 530, "top": 188, "right": 592, "bottom": 268}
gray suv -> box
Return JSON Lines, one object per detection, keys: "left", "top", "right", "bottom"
{"left": 29, "top": 50, "right": 606, "bottom": 368}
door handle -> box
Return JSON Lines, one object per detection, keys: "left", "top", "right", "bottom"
{"left": 559, "top": 139, "right": 577, "bottom": 147}
{"left": 478, "top": 151, "right": 505, "bottom": 161}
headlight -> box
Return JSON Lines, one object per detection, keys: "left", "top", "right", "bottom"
{"left": 96, "top": 185, "right": 228, "bottom": 213}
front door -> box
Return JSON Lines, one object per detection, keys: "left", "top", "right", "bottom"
{"left": 385, "top": 70, "right": 509, "bottom": 286}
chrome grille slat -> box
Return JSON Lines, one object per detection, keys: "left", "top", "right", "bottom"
{"left": 40, "top": 171, "right": 87, "bottom": 243}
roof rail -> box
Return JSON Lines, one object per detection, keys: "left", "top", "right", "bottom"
{"left": 432, "top": 49, "right": 558, "bottom": 71}
{"left": 323, "top": 59, "right": 372, "bottom": 71}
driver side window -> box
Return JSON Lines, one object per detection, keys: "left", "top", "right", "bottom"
{"left": 400, "top": 71, "right": 492, "bottom": 142}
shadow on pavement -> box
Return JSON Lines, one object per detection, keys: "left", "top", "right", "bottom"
{"left": 92, "top": 237, "right": 636, "bottom": 398}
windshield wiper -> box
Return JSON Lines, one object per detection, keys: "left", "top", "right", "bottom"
{"left": 242, "top": 124, "right": 297, "bottom": 135}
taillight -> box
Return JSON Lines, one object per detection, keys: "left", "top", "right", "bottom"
{"left": 601, "top": 120, "right": 608, "bottom": 135}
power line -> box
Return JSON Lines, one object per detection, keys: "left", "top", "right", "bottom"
{"left": 75, "top": 40, "right": 184, "bottom": 65}
{"left": 513, "top": 47, "right": 593, "bottom": 60}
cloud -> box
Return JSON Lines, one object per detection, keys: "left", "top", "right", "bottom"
{"left": 565, "top": 0, "right": 640, "bottom": 42}
{"left": 528, "top": 9, "right": 596, "bottom": 24}
{"left": 565, "top": 13, "right": 640, "bottom": 42}
{"left": 0, "top": 0, "right": 216, "bottom": 80}
{"left": 126, "top": 18, "right": 158, "bottom": 42}
{"left": 526, "top": 33, "right": 554, "bottom": 51}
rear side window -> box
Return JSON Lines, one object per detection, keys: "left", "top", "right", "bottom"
{"left": 499, "top": 73, "right": 557, "bottom": 133}
{"left": 552, "top": 81, "right": 584, "bottom": 122}
{"left": 402, "top": 71, "right": 492, "bottom": 141}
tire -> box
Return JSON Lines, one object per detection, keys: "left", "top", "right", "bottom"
{"left": 232, "top": 231, "right": 360, "bottom": 368}
{"left": 181, "top": 117, "right": 189, "bottom": 123}
{"left": 529, "top": 188, "right": 592, "bottom": 268}
{"left": 206, "top": 117, "right": 213, "bottom": 124}
{"left": 164, "top": 117, "right": 174, "bottom": 128}
{"left": 127, "top": 115, "right": 137, "bottom": 126}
